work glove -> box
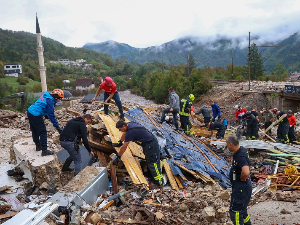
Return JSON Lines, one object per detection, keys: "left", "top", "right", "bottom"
{"left": 56, "top": 126, "right": 63, "bottom": 134}
{"left": 112, "top": 140, "right": 123, "bottom": 147}
{"left": 215, "top": 116, "right": 218, "bottom": 120}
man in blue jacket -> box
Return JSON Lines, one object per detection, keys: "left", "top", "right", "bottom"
{"left": 209, "top": 100, "right": 221, "bottom": 122}
{"left": 27, "top": 89, "right": 64, "bottom": 156}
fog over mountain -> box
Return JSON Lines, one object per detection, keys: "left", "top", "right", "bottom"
{"left": 84, "top": 32, "right": 300, "bottom": 71}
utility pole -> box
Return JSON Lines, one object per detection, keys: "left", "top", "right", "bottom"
{"left": 231, "top": 50, "right": 234, "bottom": 79}
{"left": 248, "top": 32, "right": 251, "bottom": 90}
{"left": 187, "top": 52, "right": 190, "bottom": 77}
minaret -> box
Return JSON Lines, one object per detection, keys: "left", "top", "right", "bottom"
{"left": 36, "top": 13, "right": 47, "bottom": 92}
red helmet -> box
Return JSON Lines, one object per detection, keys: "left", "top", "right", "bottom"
{"left": 272, "top": 108, "right": 278, "bottom": 113}
{"left": 51, "top": 89, "right": 64, "bottom": 98}
{"left": 104, "top": 76, "right": 113, "bottom": 84}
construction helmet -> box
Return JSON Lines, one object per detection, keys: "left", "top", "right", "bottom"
{"left": 189, "top": 94, "right": 195, "bottom": 101}
{"left": 51, "top": 89, "right": 64, "bottom": 99}
{"left": 104, "top": 76, "right": 113, "bottom": 84}
{"left": 272, "top": 108, "right": 278, "bottom": 113}
{"left": 288, "top": 110, "right": 293, "bottom": 114}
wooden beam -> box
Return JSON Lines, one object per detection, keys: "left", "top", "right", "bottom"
{"left": 162, "top": 161, "right": 179, "bottom": 190}
{"left": 100, "top": 114, "right": 148, "bottom": 185}
{"left": 66, "top": 107, "right": 81, "bottom": 117}
{"left": 0, "top": 212, "right": 18, "bottom": 219}
{"left": 110, "top": 161, "right": 118, "bottom": 194}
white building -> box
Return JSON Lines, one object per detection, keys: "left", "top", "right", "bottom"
{"left": 4, "top": 64, "right": 22, "bottom": 77}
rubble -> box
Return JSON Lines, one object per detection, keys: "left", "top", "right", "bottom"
{"left": 2, "top": 81, "right": 300, "bottom": 224}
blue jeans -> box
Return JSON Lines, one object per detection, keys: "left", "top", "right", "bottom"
{"left": 27, "top": 111, "right": 47, "bottom": 147}
{"left": 104, "top": 92, "right": 123, "bottom": 115}
{"left": 60, "top": 141, "right": 82, "bottom": 174}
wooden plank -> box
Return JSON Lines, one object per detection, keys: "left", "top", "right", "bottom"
{"left": 134, "top": 157, "right": 143, "bottom": 172}
{"left": 66, "top": 107, "right": 81, "bottom": 117}
{"left": 100, "top": 114, "right": 148, "bottom": 185}
{"left": 143, "top": 107, "right": 157, "bottom": 112}
{"left": 163, "top": 161, "right": 179, "bottom": 190}
{"left": 174, "top": 162, "right": 202, "bottom": 180}
{"left": 174, "top": 175, "right": 183, "bottom": 189}
{"left": 0, "top": 211, "right": 18, "bottom": 219}
{"left": 110, "top": 161, "right": 118, "bottom": 194}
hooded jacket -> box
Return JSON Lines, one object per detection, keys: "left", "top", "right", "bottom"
{"left": 28, "top": 91, "right": 59, "bottom": 127}
{"left": 169, "top": 91, "right": 180, "bottom": 111}
{"left": 60, "top": 117, "right": 92, "bottom": 152}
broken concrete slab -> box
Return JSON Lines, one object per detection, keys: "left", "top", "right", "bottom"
{"left": 12, "top": 137, "right": 62, "bottom": 189}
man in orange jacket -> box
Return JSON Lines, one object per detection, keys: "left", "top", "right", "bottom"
{"left": 287, "top": 110, "right": 297, "bottom": 142}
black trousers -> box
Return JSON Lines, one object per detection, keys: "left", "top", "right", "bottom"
{"left": 246, "top": 126, "right": 258, "bottom": 140}
{"left": 142, "top": 137, "right": 163, "bottom": 185}
{"left": 161, "top": 107, "right": 179, "bottom": 129}
{"left": 288, "top": 126, "right": 296, "bottom": 142}
{"left": 27, "top": 111, "right": 47, "bottom": 147}
{"left": 277, "top": 122, "right": 289, "bottom": 143}
{"left": 216, "top": 127, "right": 225, "bottom": 139}
{"left": 264, "top": 121, "right": 272, "bottom": 135}
{"left": 230, "top": 180, "right": 252, "bottom": 225}
{"left": 180, "top": 115, "right": 190, "bottom": 134}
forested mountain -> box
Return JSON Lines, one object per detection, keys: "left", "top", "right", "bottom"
{"left": 0, "top": 28, "right": 113, "bottom": 64}
{"left": 83, "top": 33, "right": 300, "bottom": 72}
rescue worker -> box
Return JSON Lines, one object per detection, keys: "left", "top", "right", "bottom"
{"left": 113, "top": 121, "right": 163, "bottom": 186}
{"left": 226, "top": 135, "right": 252, "bottom": 225}
{"left": 287, "top": 110, "right": 296, "bottom": 142}
{"left": 60, "top": 114, "right": 95, "bottom": 175}
{"left": 273, "top": 108, "right": 289, "bottom": 143}
{"left": 92, "top": 76, "right": 124, "bottom": 120}
{"left": 179, "top": 94, "right": 195, "bottom": 135}
{"left": 207, "top": 122, "right": 226, "bottom": 139}
{"left": 243, "top": 111, "right": 258, "bottom": 140}
{"left": 235, "top": 106, "right": 247, "bottom": 125}
{"left": 160, "top": 87, "right": 180, "bottom": 130}
{"left": 260, "top": 108, "right": 274, "bottom": 137}
{"left": 195, "top": 105, "right": 211, "bottom": 126}
{"left": 250, "top": 105, "right": 259, "bottom": 122}
{"left": 209, "top": 100, "right": 221, "bottom": 122}
{"left": 27, "top": 89, "right": 64, "bottom": 156}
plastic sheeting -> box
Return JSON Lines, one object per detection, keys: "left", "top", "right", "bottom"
{"left": 125, "top": 108, "right": 231, "bottom": 189}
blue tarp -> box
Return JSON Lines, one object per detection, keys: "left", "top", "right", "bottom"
{"left": 125, "top": 107, "right": 231, "bottom": 189}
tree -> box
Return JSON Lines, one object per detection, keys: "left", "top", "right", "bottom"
{"left": 269, "top": 63, "right": 288, "bottom": 81}
{"left": 248, "top": 43, "right": 265, "bottom": 80}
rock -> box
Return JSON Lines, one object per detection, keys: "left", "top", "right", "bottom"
{"left": 203, "top": 206, "right": 215, "bottom": 222}
{"left": 155, "top": 211, "right": 164, "bottom": 219}
{"left": 90, "top": 213, "right": 101, "bottom": 224}
{"left": 216, "top": 207, "right": 227, "bottom": 218}
{"left": 216, "top": 190, "right": 231, "bottom": 200}
{"left": 179, "top": 203, "right": 188, "bottom": 211}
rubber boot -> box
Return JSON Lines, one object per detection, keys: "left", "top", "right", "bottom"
{"left": 35, "top": 142, "right": 42, "bottom": 151}
{"left": 119, "top": 113, "right": 125, "bottom": 121}
{"left": 41, "top": 146, "right": 54, "bottom": 156}
{"left": 62, "top": 158, "right": 74, "bottom": 172}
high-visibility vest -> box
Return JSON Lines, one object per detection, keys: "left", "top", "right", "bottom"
{"left": 179, "top": 97, "right": 192, "bottom": 117}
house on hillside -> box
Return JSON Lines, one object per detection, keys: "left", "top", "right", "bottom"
{"left": 289, "top": 75, "right": 299, "bottom": 81}
{"left": 4, "top": 64, "right": 22, "bottom": 77}
{"left": 75, "top": 79, "right": 95, "bottom": 90}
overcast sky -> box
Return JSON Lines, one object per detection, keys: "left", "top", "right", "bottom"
{"left": 1, "top": 0, "right": 300, "bottom": 48}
